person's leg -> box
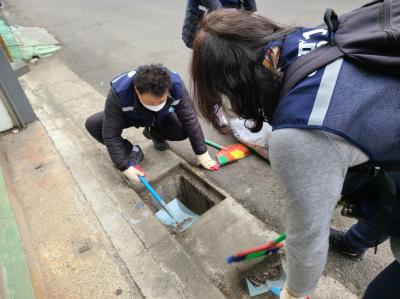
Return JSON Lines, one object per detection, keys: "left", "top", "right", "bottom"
{"left": 143, "top": 113, "right": 188, "bottom": 150}
{"left": 181, "top": 0, "right": 205, "bottom": 48}
{"left": 330, "top": 218, "right": 388, "bottom": 259}
{"left": 332, "top": 170, "right": 388, "bottom": 258}
{"left": 363, "top": 260, "right": 400, "bottom": 299}
{"left": 85, "top": 112, "right": 105, "bottom": 144}
{"left": 344, "top": 219, "right": 388, "bottom": 254}
{"left": 153, "top": 113, "right": 188, "bottom": 141}
{"left": 222, "top": 2, "right": 242, "bottom": 9}
{"left": 85, "top": 112, "right": 143, "bottom": 164}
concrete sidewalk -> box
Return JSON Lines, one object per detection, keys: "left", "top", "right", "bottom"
{"left": 0, "top": 122, "right": 144, "bottom": 298}
{"left": 0, "top": 55, "right": 364, "bottom": 298}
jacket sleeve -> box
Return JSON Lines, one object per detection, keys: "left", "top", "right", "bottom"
{"left": 102, "top": 90, "right": 131, "bottom": 172}
{"left": 174, "top": 80, "right": 208, "bottom": 155}
{"left": 200, "top": 0, "right": 223, "bottom": 10}
{"left": 243, "top": 0, "right": 257, "bottom": 12}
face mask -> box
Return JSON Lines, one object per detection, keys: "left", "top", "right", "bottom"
{"left": 141, "top": 101, "right": 166, "bottom": 112}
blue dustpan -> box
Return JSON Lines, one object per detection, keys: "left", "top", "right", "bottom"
{"left": 139, "top": 176, "right": 198, "bottom": 232}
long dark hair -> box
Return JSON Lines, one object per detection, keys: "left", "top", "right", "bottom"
{"left": 191, "top": 9, "right": 292, "bottom": 132}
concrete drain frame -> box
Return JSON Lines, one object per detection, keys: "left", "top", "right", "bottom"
{"left": 136, "top": 163, "right": 288, "bottom": 298}
{"left": 138, "top": 163, "right": 227, "bottom": 227}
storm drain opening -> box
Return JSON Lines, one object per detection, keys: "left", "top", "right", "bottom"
{"left": 139, "top": 164, "right": 226, "bottom": 225}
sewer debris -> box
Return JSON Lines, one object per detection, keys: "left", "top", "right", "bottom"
{"left": 79, "top": 244, "right": 91, "bottom": 254}
{"left": 115, "top": 288, "right": 123, "bottom": 296}
{"left": 34, "top": 164, "right": 43, "bottom": 170}
{"left": 243, "top": 249, "right": 285, "bottom": 286}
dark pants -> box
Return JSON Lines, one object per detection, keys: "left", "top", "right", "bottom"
{"left": 341, "top": 172, "right": 392, "bottom": 254}
{"left": 85, "top": 111, "right": 188, "bottom": 149}
{"left": 344, "top": 219, "right": 388, "bottom": 255}
{"left": 363, "top": 261, "right": 400, "bottom": 299}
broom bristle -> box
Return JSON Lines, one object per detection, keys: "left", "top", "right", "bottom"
{"left": 214, "top": 143, "right": 250, "bottom": 166}
{"left": 230, "top": 149, "right": 246, "bottom": 159}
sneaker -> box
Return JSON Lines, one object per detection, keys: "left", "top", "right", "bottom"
{"left": 329, "top": 228, "right": 364, "bottom": 260}
{"left": 128, "top": 145, "right": 144, "bottom": 165}
{"left": 143, "top": 128, "right": 169, "bottom": 151}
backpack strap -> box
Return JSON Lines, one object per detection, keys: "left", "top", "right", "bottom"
{"left": 362, "top": 0, "right": 385, "bottom": 8}
{"left": 280, "top": 44, "right": 344, "bottom": 98}
{"left": 280, "top": 8, "right": 344, "bottom": 98}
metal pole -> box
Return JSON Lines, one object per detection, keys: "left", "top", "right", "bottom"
{"left": 0, "top": 48, "right": 36, "bottom": 128}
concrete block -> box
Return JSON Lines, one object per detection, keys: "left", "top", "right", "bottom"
{"left": 94, "top": 165, "right": 172, "bottom": 248}
{"left": 128, "top": 249, "right": 182, "bottom": 298}
{"left": 82, "top": 149, "right": 170, "bottom": 248}
{"left": 0, "top": 122, "right": 143, "bottom": 298}
{"left": 179, "top": 197, "right": 357, "bottom": 299}
{"left": 25, "top": 89, "right": 217, "bottom": 297}
{"left": 113, "top": 190, "right": 170, "bottom": 248}
{"left": 130, "top": 143, "right": 182, "bottom": 191}
{"left": 39, "top": 114, "right": 146, "bottom": 258}
{"left": 149, "top": 236, "right": 225, "bottom": 299}
{"left": 179, "top": 197, "right": 275, "bottom": 298}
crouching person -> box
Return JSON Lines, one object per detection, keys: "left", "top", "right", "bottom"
{"left": 85, "top": 64, "right": 219, "bottom": 183}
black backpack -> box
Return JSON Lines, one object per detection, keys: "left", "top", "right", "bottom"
{"left": 280, "top": 0, "right": 400, "bottom": 98}
{"left": 283, "top": 0, "right": 400, "bottom": 244}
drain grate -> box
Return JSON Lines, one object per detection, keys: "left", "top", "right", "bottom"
{"left": 139, "top": 164, "right": 226, "bottom": 218}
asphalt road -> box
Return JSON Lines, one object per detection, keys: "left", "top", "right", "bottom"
{"left": 5, "top": 0, "right": 391, "bottom": 297}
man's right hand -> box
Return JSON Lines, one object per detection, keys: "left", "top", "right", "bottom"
{"left": 122, "top": 165, "right": 145, "bottom": 183}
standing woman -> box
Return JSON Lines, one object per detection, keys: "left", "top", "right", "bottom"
{"left": 190, "top": 10, "right": 400, "bottom": 299}
{"left": 182, "top": 0, "right": 257, "bottom": 49}
{"left": 182, "top": 0, "right": 258, "bottom": 128}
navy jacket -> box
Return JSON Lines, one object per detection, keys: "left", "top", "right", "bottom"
{"left": 269, "top": 28, "right": 400, "bottom": 237}
{"left": 271, "top": 28, "right": 400, "bottom": 163}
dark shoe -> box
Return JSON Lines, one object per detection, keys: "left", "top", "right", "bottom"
{"left": 329, "top": 228, "right": 364, "bottom": 260}
{"left": 128, "top": 145, "right": 144, "bottom": 165}
{"left": 143, "top": 128, "right": 169, "bottom": 151}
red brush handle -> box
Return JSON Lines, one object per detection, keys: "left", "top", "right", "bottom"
{"left": 235, "top": 240, "right": 276, "bottom": 257}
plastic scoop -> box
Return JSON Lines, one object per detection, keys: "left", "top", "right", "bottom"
{"left": 139, "top": 176, "right": 198, "bottom": 232}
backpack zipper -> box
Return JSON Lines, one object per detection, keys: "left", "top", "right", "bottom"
{"left": 380, "top": 0, "right": 400, "bottom": 45}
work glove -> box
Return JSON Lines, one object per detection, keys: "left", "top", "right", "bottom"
{"left": 197, "top": 152, "right": 219, "bottom": 171}
{"left": 122, "top": 165, "right": 145, "bottom": 183}
{"left": 280, "top": 284, "right": 311, "bottom": 299}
